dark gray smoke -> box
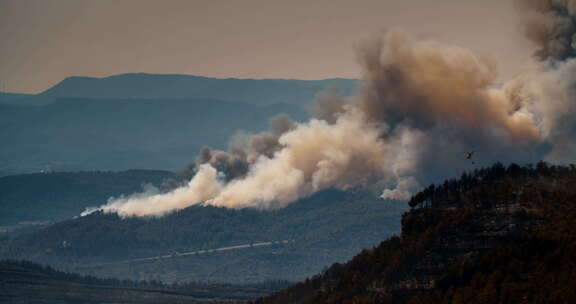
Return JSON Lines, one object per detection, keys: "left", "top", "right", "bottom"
{"left": 192, "top": 114, "right": 297, "bottom": 181}
{"left": 515, "top": 0, "right": 576, "bottom": 161}
{"left": 516, "top": 0, "right": 576, "bottom": 61}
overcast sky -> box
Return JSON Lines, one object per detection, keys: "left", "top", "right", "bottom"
{"left": 1, "top": 0, "right": 532, "bottom": 93}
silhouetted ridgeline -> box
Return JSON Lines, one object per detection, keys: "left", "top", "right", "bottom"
{"left": 40, "top": 74, "right": 357, "bottom": 105}
{"left": 258, "top": 162, "right": 576, "bottom": 304}
{"left": 7, "top": 73, "right": 356, "bottom": 107}
{"left": 0, "top": 91, "right": 32, "bottom": 105}
{"left": 1, "top": 73, "right": 357, "bottom": 174}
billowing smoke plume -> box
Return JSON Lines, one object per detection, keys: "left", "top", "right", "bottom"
{"left": 87, "top": 0, "right": 576, "bottom": 217}
{"left": 191, "top": 114, "right": 297, "bottom": 181}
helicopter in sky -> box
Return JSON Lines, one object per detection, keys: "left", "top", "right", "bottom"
{"left": 465, "top": 151, "right": 475, "bottom": 165}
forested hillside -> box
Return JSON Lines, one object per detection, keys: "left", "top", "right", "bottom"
{"left": 0, "top": 170, "right": 174, "bottom": 226}
{"left": 0, "top": 259, "right": 287, "bottom": 303}
{"left": 258, "top": 162, "right": 576, "bottom": 304}
{"left": 0, "top": 189, "right": 405, "bottom": 284}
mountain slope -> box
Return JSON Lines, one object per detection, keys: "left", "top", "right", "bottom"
{"left": 258, "top": 162, "right": 576, "bottom": 304}
{"left": 0, "top": 189, "right": 405, "bottom": 284}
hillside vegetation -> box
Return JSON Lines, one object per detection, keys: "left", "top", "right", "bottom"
{"left": 0, "top": 259, "right": 287, "bottom": 303}
{"left": 0, "top": 189, "right": 405, "bottom": 284}
{"left": 258, "top": 162, "right": 576, "bottom": 304}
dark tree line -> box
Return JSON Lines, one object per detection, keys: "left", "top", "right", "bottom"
{"left": 408, "top": 161, "right": 576, "bottom": 209}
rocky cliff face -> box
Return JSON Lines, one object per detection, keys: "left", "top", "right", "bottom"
{"left": 383, "top": 204, "right": 540, "bottom": 298}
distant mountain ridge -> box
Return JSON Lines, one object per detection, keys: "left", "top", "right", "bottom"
{"left": 0, "top": 92, "right": 34, "bottom": 105}
{"left": 0, "top": 73, "right": 354, "bottom": 174}
{"left": 0, "top": 97, "right": 308, "bottom": 174}
{"left": 8, "top": 73, "right": 358, "bottom": 106}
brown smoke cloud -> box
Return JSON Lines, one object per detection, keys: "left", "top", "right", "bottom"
{"left": 84, "top": 0, "right": 576, "bottom": 217}
{"left": 356, "top": 30, "right": 540, "bottom": 143}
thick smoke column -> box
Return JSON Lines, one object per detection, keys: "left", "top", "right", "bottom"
{"left": 88, "top": 0, "right": 576, "bottom": 217}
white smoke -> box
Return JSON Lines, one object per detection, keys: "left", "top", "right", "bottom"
{"left": 88, "top": 165, "right": 223, "bottom": 217}
{"left": 207, "top": 109, "right": 391, "bottom": 209}
{"left": 381, "top": 176, "right": 420, "bottom": 201}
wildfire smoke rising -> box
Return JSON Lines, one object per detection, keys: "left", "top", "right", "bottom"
{"left": 89, "top": 0, "right": 576, "bottom": 217}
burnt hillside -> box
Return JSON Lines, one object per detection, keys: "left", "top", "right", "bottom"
{"left": 258, "top": 162, "right": 576, "bottom": 304}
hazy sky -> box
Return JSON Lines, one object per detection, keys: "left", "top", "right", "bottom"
{"left": 1, "top": 0, "right": 531, "bottom": 93}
